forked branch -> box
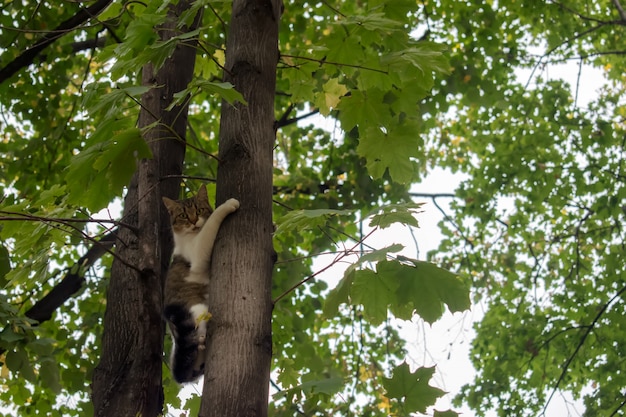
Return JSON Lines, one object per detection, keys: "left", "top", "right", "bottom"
{"left": 0, "top": 231, "right": 116, "bottom": 356}
{"left": 0, "top": 0, "right": 113, "bottom": 84}
{"left": 272, "top": 228, "right": 377, "bottom": 304}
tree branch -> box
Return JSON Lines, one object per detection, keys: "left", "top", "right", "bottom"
{"left": 275, "top": 107, "right": 320, "bottom": 129}
{"left": 25, "top": 232, "right": 117, "bottom": 324}
{"left": 540, "top": 284, "right": 626, "bottom": 416}
{"left": 272, "top": 228, "right": 377, "bottom": 304}
{"left": 548, "top": 0, "right": 618, "bottom": 24}
{"left": 0, "top": 212, "right": 136, "bottom": 232}
{"left": 410, "top": 191, "right": 476, "bottom": 248}
{"left": 71, "top": 36, "right": 107, "bottom": 53}
{"left": 0, "top": 232, "right": 116, "bottom": 356}
{"left": 0, "top": 0, "right": 113, "bottom": 84}
{"left": 281, "top": 53, "right": 388, "bottom": 74}
{"left": 613, "top": 0, "right": 626, "bottom": 22}
{"left": 610, "top": 396, "right": 626, "bottom": 417}
{"left": 524, "top": 21, "right": 619, "bottom": 89}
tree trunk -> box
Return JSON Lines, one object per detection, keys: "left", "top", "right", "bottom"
{"left": 200, "top": 1, "right": 281, "bottom": 416}
{"left": 91, "top": 3, "right": 201, "bottom": 416}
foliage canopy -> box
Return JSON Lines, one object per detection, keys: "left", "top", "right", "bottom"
{"left": 0, "top": 0, "right": 624, "bottom": 416}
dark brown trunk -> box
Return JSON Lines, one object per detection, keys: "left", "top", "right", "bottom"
{"left": 199, "top": 1, "right": 281, "bottom": 416}
{"left": 91, "top": 3, "right": 201, "bottom": 416}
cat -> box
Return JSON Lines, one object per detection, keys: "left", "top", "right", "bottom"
{"left": 162, "top": 184, "right": 239, "bottom": 383}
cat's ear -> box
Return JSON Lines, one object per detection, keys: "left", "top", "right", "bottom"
{"left": 196, "top": 184, "right": 208, "bottom": 202}
{"left": 162, "top": 196, "right": 177, "bottom": 212}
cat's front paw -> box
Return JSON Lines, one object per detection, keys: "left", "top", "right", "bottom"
{"left": 224, "top": 198, "right": 240, "bottom": 212}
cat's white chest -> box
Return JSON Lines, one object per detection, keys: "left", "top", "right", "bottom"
{"left": 172, "top": 232, "right": 198, "bottom": 260}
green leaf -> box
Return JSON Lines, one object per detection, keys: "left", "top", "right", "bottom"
{"left": 323, "top": 244, "right": 406, "bottom": 318}
{"left": 84, "top": 85, "right": 152, "bottom": 119}
{"left": 275, "top": 208, "right": 353, "bottom": 235}
{"left": 95, "top": 127, "right": 152, "bottom": 189}
{"left": 284, "top": 61, "right": 319, "bottom": 103}
{"left": 323, "top": 269, "right": 356, "bottom": 317}
{"left": 341, "top": 12, "right": 403, "bottom": 32}
{"left": 383, "top": 363, "right": 445, "bottom": 414}
{"left": 182, "top": 394, "right": 201, "bottom": 416}
{"left": 5, "top": 349, "right": 25, "bottom": 372}
{"left": 434, "top": 409, "right": 460, "bottom": 417}
{"left": 325, "top": 257, "right": 468, "bottom": 325}
{"left": 273, "top": 377, "right": 344, "bottom": 399}
{"left": 276, "top": 358, "right": 300, "bottom": 389}
{"left": 367, "top": 202, "right": 424, "bottom": 229}
{"left": 351, "top": 268, "right": 399, "bottom": 325}
{"left": 28, "top": 338, "right": 56, "bottom": 356}
{"left": 66, "top": 125, "right": 152, "bottom": 211}
{"left": 324, "top": 33, "right": 365, "bottom": 66}
{"left": 345, "top": 243, "right": 404, "bottom": 275}
{"left": 402, "top": 259, "right": 470, "bottom": 313}
{"left": 357, "top": 123, "right": 422, "bottom": 184}
{"left": 381, "top": 259, "right": 470, "bottom": 324}
{"left": 382, "top": 43, "right": 450, "bottom": 81}
{"left": 40, "top": 359, "right": 61, "bottom": 394}
{"left": 170, "top": 79, "right": 247, "bottom": 109}
{"left": 338, "top": 89, "right": 387, "bottom": 132}
{"left": 5, "top": 348, "right": 36, "bottom": 382}
{"left": 0, "top": 244, "right": 11, "bottom": 285}
{"left": 0, "top": 328, "right": 25, "bottom": 344}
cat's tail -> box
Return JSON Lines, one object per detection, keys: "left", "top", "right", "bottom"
{"left": 164, "top": 303, "right": 205, "bottom": 383}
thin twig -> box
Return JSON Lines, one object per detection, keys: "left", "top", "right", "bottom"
{"left": 524, "top": 22, "right": 614, "bottom": 89}
{"left": 321, "top": 0, "right": 347, "bottom": 18}
{"left": 0, "top": 212, "right": 137, "bottom": 232}
{"left": 281, "top": 53, "right": 388, "bottom": 74}
{"left": 540, "top": 284, "right": 626, "bottom": 416}
{"left": 547, "top": 0, "right": 617, "bottom": 24}
{"left": 0, "top": 212, "right": 132, "bottom": 230}
{"left": 574, "top": 57, "right": 583, "bottom": 106}
{"left": 272, "top": 228, "right": 377, "bottom": 304}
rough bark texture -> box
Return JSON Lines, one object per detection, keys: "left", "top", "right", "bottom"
{"left": 91, "top": 3, "right": 201, "bottom": 416}
{"left": 199, "top": 1, "right": 281, "bottom": 416}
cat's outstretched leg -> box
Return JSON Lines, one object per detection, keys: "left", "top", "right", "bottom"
{"left": 188, "top": 198, "right": 240, "bottom": 275}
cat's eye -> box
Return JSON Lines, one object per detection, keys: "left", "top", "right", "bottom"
{"left": 178, "top": 213, "right": 187, "bottom": 219}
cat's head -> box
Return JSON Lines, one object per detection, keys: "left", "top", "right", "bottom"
{"left": 162, "top": 185, "right": 213, "bottom": 235}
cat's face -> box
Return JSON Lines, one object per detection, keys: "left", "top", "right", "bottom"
{"left": 162, "top": 185, "right": 213, "bottom": 235}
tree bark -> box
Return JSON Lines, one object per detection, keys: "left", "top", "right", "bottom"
{"left": 91, "top": 2, "right": 201, "bottom": 416}
{"left": 200, "top": 1, "right": 281, "bottom": 416}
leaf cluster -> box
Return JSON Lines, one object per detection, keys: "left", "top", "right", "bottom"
{"left": 0, "top": 0, "right": 469, "bottom": 416}
{"left": 416, "top": 0, "right": 626, "bottom": 415}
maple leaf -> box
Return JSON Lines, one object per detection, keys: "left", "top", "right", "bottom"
{"left": 383, "top": 363, "right": 445, "bottom": 414}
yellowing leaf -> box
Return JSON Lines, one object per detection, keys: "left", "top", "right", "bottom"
{"left": 316, "top": 79, "right": 347, "bottom": 116}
